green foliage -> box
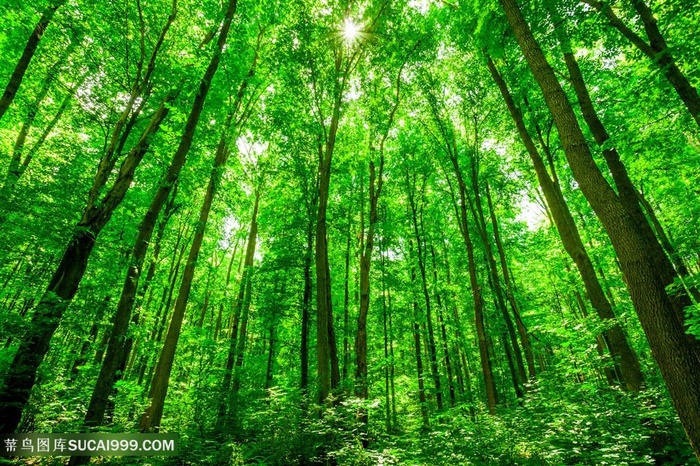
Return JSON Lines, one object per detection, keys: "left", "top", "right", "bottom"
{"left": 1, "top": 0, "right": 700, "bottom": 463}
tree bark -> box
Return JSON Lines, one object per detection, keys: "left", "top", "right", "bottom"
{"left": 557, "top": 31, "right": 700, "bottom": 326}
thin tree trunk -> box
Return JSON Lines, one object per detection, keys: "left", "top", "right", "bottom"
{"left": 300, "top": 218, "right": 314, "bottom": 393}
{"left": 444, "top": 147, "right": 498, "bottom": 414}
{"left": 138, "top": 27, "right": 245, "bottom": 426}
{"left": 580, "top": 0, "right": 700, "bottom": 128}
{"left": 218, "top": 194, "right": 260, "bottom": 425}
{"left": 636, "top": 188, "right": 699, "bottom": 301}
{"left": 487, "top": 55, "right": 645, "bottom": 392}
{"left": 429, "top": 246, "right": 456, "bottom": 407}
{"left": 485, "top": 181, "right": 536, "bottom": 379}
{"left": 0, "top": 0, "right": 66, "bottom": 121}
{"left": 409, "top": 244, "right": 429, "bottom": 428}
{"left": 265, "top": 326, "right": 275, "bottom": 390}
{"left": 342, "top": 209, "right": 352, "bottom": 384}
{"left": 462, "top": 141, "right": 527, "bottom": 391}
{"left": 406, "top": 172, "right": 444, "bottom": 411}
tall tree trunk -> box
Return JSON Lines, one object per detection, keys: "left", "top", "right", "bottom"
{"left": 487, "top": 55, "right": 645, "bottom": 392}
{"left": 0, "top": 0, "right": 66, "bottom": 121}
{"left": 354, "top": 59, "right": 404, "bottom": 411}
{"left": 406, "top": 172, "right": 444, "bottom": 411}
{"left": 265, "top": 325, "right": 275, "bottom": 390}
{"left": 232, "top": 205, "right": 259, "bottom": 394}
{"left": 300, "top": 218, "right": 314, "bottom": 393}
{"left": 79, "top": 187, "right": 179, "bottom": 432}
{"left": 429, "top": 246, "right": 456, "bottom": 407}
{"left": 409, "top": 244, "right": 429, "bottom": 428}
{"left": 469, "top": 161, "right": 527, "bottom": 390}
{"left": 444, "top": 147, "right": 498, "bottom": 414}
{"left": 218, "top": 194, "right": 260, "bottom": 426}
{"left": 551, "top": 7, "right": 700, "bottom": 326}
{"left": 315, "top": 85, "right": 344, "bottom": 405}
{"left": 485, "top": 181, "right": 536, "bottom": 379}
{"left": 342, "top": 208, "right": 352, "bottom": 384}
{"left": 83, "top": 0, "right": 253, "bottom": 436}
{"left": 499, "top": 0, "right": 700, "bottom": 457}
{"left": 138, "top": 32, "right": 243, "bottom": 427}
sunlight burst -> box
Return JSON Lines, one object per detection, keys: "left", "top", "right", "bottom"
{"left": 341, "top": 18, "right": 361, "bottom": 44}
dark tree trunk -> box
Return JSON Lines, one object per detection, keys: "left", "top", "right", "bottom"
{"left": 315, "top": 86, "right": 344, "bottom": 405}
{"left": 265, "top": 326, "right": 275, "bottom": 390}
{"left": 469, "top": 163, "right": 527, "bottom": 391}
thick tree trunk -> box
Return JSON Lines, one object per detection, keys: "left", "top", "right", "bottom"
{"left": 499, "top": 0, "right": 700, "bottom": 457}
{"left": 559, "top": 36, "right": 700, "bottom": 326}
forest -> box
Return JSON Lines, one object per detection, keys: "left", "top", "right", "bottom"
{"left": 0, "top": 0, "right": 699, "bottom": 464}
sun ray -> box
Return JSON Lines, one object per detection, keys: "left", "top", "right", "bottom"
{"left": 341, "top": 18, "right": 361, "bottom": 44}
